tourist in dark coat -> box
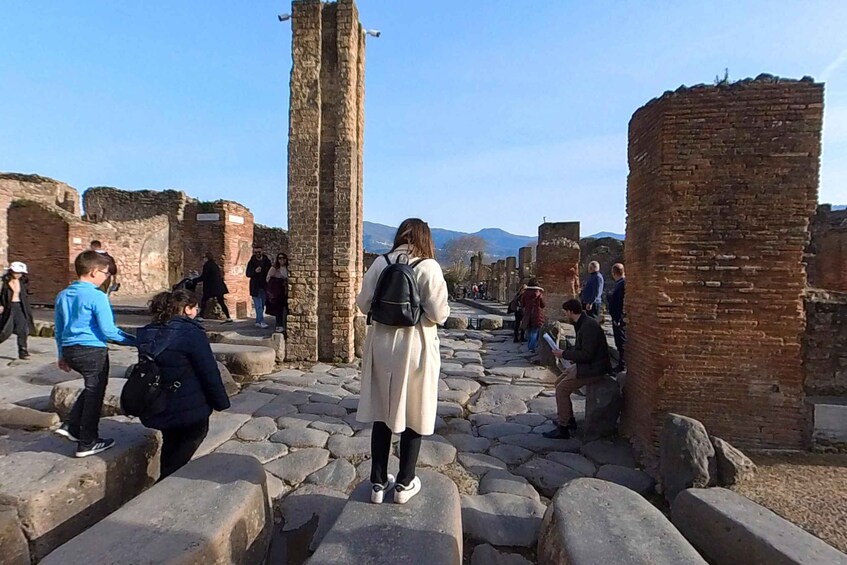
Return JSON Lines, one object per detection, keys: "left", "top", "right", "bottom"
{"left": 520, "top": 278, "right": 546, "bottom": 352}
{"left": 195, "top": 253, "right": 232, "bottom": 323}
{"left": 265, "top": 252, "right": 289, "bottom": 335}
{"left": 509, "top": 284, "right": 527, "bottom": 343}
{"left": 607, "top": 263, "right": 626, "bottom": 372}
{"left": 581, "top": 261, "right": 604, "bottom": 319}
{"left": 136, "top": 290, "right": 231, "bottom": 479}
{"left": 0, "top": 262, "right": 34, "bottom": 359}
{"left": 246, "top": 244, "right": 272, "bottom": 329}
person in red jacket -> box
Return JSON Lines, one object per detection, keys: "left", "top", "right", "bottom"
{"left": 520, "top": 278, "right": 546, "bottom": 352}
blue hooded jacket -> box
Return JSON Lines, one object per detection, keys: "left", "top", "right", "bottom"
{"left": 135, "top": 316, "right": 230, "bottom": 430}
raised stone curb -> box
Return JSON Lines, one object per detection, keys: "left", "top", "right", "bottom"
{"left": 0, "top": 403, "right": 59, "bottom": 430}
{"left": 538, "top": 478, "right": 707, "bottom": 565}
{"left": 672, "top": 487, "right": 847, "bottom": 565}
{"left": 0, "top": 506, "right": 29, "bottom": 565}
{"left": 462, "top": 492, "right": 546, "bottom": 547}
{"left": 308, "top": 469, "right": 462, "bottom": 564}
{"left": 596, "top": 464, "right": 655, "bottom": 496}
{"left": 279, "top": 484, "right": 347, "bottom": 552}
{"left": 50, "top": 378, "right": 126, "bottom": 419}
{"left": 210, "top": 343, "right": 276, "bottom": 380}
{"left": 41, "top": 453, "right": 271, "bottom": 565}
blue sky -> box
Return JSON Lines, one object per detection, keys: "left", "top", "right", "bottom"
{"left": 2, "top": 1, "right": 846, "bottom": 237}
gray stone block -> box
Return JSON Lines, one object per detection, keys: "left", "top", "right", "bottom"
{"left": 582, "top": 375, "right": 622, "bottom": 440}
{"left": 471, "top": 544, "right": 533, "bottom": 565}
{"left": 0, "top": 506, "right": 29, "bottom": 565}
{"left": 0, "top": 403, "right": 59, "bottom": 430}
{"left": 280, "top": 484, "right": 347, "bottom": 552}
{"left": 711, "top": 436, "right": 756, "bottom": 486}
{"left": 210, "top": 343, "right": 276, "bottom": 380}
{"left": 660, "top": 413, "right": 716, "bottom": 502}
{"left": 514, "top": 457, "right": 581, "bottom": 498}
{"left": 478, "top": 470, "right": 540, "bottom": 502}
{"left": 462, "top": 492, "right": 546, "bottom": 547}
{"left": 538, "top": 478, "right": 706, "bottom": 565}
{"left": 596, "top": 464, "right": 655, "bottom": 496}
{"left": 41, "top": 453, "right": 271, "bottom": 565}
{"left": 309, "top": 469, "right": 462, "bottom": 564}
{"left": 672, "top": 487, "right": 847, "bottom": 565}
{"left": 50, "top": 378, "right": 126, "bottom": 419}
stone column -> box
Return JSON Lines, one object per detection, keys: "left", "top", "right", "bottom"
{"left": 519, "top": 246, "right": 533, "bottom": 279}
{"left": 621, "top": 77, "right": 824, "bottom": 464}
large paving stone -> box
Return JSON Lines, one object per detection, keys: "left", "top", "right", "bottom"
{"left": 269, "top": 427, "right": 329, "bottom": 449}
{"left": 299, "top": 402, "right": 348, "bottom": 418}
{"left": 0, "top": 506, "right": 29, "bottom": 565}
{"left": 510, "top": 413, "right": 547, "bottom": 427}
{"left": 478, "top": 422, "right": 532, "bottom": 439}
{"left": 459, "top": 452, "right": 508, "bottom": 475}
{"left": 444, "top": 378, "right": 481, "bottom": 395}
{"left": 546, "top": 452, "right": 597, "bottom": 477}
{"left": 596, "top": 464, "right": 655, "bottom": 496}
{"left": 305, "top": 458, "right": 357, "bottom": 492}
{"left": 265, "top": 448, "right": 330, "bottom": 485}
{"left": 445, "top": 433, "right": 490, "bottom": 453}
{"left": 279, "top": 484, "right": 347, "bottom": 552}
{"left": 468, "top": 385, "right": 544, "bottom": 414}
{"left": 214, "top": 439, "right": 288, "bottom": 464}
{"left": 580, "top": 439, "right": 636, "bottom": 468}
{"left": 660, "top": 414, "right": 716, "bottom": 502}
{"left": 438, "top": 389, "right": 471, "bottom": 404}
{"left": 515, "top": 457, "right": 581, "bottom": 498}
{"left": 479, "top": 470, "right": 541, "bottom": 502}
{"left": 672, "top": 487, "right": 847, "bottom": 565}
{"left": 310, "top": 418, "right": 354, "bottom": 437}
{"left": 489, "top": 366, "right": 527, "bottom": 378}
{"left": 194, "top": 411, "right": 251, "bottom": 458}
{"left": 470, "top": 413, "right": 507, "bottom": 427}
{"left": 471, "top": 544, "right": 533, "bottom": 565}
{"left": 355, "top": 455, "right": 401, "bottom": 483}
{"left": 277, "top": 414, "right": 320, "bottom": 429}
{"left": 228, "top": 390, "right": 276, "bottom": 416}
{"left": 328, "top": 435, "right": 372, "bottom": 459}
{"left": 309, "top": 469, "right": 462, "bottom": 564}
{"left": 527, "top": 396, "right": 558, "bottom": 417}
{"left": 462, "top": 492, "right": 546, "bottom": 547}
{"left": 236, "top": 416, "right": 279, "bottom": 441}
{"left": 252, "top": 401, "right": 299, "bottom": 419}
{"left": 488, "top": 444, "right": 534, "bottom": 466}
{"left": 412, "top": 434, "right": 457, "bottom": 467}
{"left": 445, "top": 418, "right": 473, "bottom": 435}
{"left": 41, "top": 453, "right": 271, "bottom": 565}
{"left": 437, "top": 401, "right": 464, "bottom": 418}
{"left": 0, "top": 403, "right": 59, "bottom": 430}
{"left": 50, "top": 378, "right": 126, "bottom": 419}
{"left": 501, "top": 433, "right": 581, "bottom": 453}
{"left": 210, "top": 343, "right": 276, "bottom": 380}
{"left": 208, "top": 330, "right": 286, "bottom": 364}
{"left": 0, "top": 419, "right": 161, "bottom": 561}
{"left": 539, "top": 478, "right": 706, "bottom": 565}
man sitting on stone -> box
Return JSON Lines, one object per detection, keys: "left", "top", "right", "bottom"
{"left": 543, "top": 299, "right": 612, "bottom": 440}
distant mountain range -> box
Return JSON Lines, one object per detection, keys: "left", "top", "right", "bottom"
{"left": 363, "top": 221, "right": 624, "bottom": 259}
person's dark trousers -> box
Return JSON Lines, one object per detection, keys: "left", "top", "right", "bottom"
{"left": 10, "top": 303, "right": 29, "bottom": 357}
{"left": 612, "top": 319, "right": 626, "bottom": 370}
{"left": 63, "top": 345, "right": 110, "bottom": 444}
{"left": 275, "top": 304, "right": 288, "bottom": 333}
{"left": 370, "top": 421, "right": 422, "bottom": 487}
{"left": 159, "top": 419, "right": 210, "bottom": 480}
{"left": 201, "top": 295, "right": 231, "bottom": 319}
{"left": 583, "top": 303, "right": 601, "bottom": 320}
{"left": 513, "top": 311, "right": 525, "bottom": 342}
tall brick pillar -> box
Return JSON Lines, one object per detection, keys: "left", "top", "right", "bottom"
{"left": 287, "top": 0, "right": 365, "bottom": 361}
{"left": 519, "top": 246, "right": 533, "bottom": 279}
{"left": 470, "top": 254, "right": 480, "bottom": 281}
{"left": 536, "top": 222, "right": 580, "bottom": 320}
{"left": 621, "top": 77, "right": 823, "bottom": 467}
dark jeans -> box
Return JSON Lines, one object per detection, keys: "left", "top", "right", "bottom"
{"left": 64, "top": 345, "right": 110, "bottom": 444}
{"left": 201, "top": 295, "right": 231, "bottom": 319}
{"left": 513, "top": 311, "right": 525, "bottom": 342}
{"left": 584, "top": 302, "right": 601, "bottom": 320}
{"left": 159, "top": 419, "right": 209, "bottom": 480}
{"left": 275, "top": 304, "right": 288, "bottom": 332}
{"left": 612, "top": 319, "right": 627, "bottom": 368}
{"left": 371, "top": 421, "right": 421, "bottom": 487}
{"left": 10, "top": 303, "right": 28, "bottom": 355}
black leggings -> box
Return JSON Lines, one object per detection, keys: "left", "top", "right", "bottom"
{"left": 370, "top": 421, "right": 421, "bottom": 487}
{"left": 201, "top": 295, "right": 231, "bottom": 319}
{"left": 514, "top": 311, "right": 525, "bottom": 341}
{"left": 159, "top": 419, "right": 209, "bottom": 480}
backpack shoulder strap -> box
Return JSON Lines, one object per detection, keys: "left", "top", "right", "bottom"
{"left": 410, "top": 258, "right": 427, "bottom": 268}
{"left": 382, "top": 253, "right": 392, "bottom": 266}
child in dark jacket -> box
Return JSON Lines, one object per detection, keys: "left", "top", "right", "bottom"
{"left": 136, "top": 290, "right": 231, "bottom": 479}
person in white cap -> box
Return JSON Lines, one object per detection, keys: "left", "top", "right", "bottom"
{"left": 0, "top": 261, "right": 34, "bottom": 360}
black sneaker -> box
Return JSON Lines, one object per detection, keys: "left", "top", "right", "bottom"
{"left": 567, "top": 417, "right": 578, "bottom": 430}
{"left": 18, "top": 351, "right": 30, "bottom": 360}
{"left": 542, "top": 425, "right": 571, "bottom": 440}
{"left": 75, "top": 438, "right": 115, "bottom": 458}
{"left": 54, "top": 423, "right": 80, "bottom": 442}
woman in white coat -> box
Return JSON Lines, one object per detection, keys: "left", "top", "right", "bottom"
{"left": 356, "top": 218, "right": 450, "bottom": 504}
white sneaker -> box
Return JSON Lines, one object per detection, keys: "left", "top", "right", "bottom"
{"left": 394, "top": 476, "right": 421, "bottom": 504}
{"left": 371, "top": 474, "right": 396, "bottom": 504}
{"left": 258, "top": 322, "right": 269, "bottom": 329}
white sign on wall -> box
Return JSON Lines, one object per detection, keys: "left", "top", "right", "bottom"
{"left": 72, "top": 237, "right": 83, "bottom": 244}
{"left": 228, "top": 214, "right": 245, "bottom": 225}
{"left": 196, "top": 213, "right": 220, "bottom": 221}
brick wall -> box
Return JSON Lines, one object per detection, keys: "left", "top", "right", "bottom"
{"left": 536, "top": 222, "right": 580, "bottom": 320}
{"left": 806, "top": 204, "right": 847, "bottom": 292}
{"left": 1, "top": 174, "right": 79, "bottom": 269}
{"left": 803, "top": 290, "right": 847, "bottom": 396}
{"left": 288, "top": 0, "right": 364, "bottom": 362}
{"left": 8, "top": 200, "right": 169, "bottom": 302}
{"left": 621, "top": 76, "right": 824, "bottom": 466}
{"left": 183, "top": 201, "right": 253, "bottom": 318}
{"left": 253, "top": 224, "right": 290, "bottom": 257}
{"left": 83, "top": 187, "right": 193, "bottom": 286}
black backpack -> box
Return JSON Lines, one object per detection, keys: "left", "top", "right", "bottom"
{"left": 367, "top": 253, "right": 426, "bottom": 327}
{"left": 120, "top": 336, "right": 180, "bottom": 418}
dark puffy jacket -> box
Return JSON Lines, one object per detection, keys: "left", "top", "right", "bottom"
{"left": 562, "top": 314, "right": 612, "bottom": 378}
{"left": 135, "top": 316, "right": 230, "bottom": 430}
{"left": 0, "top": 274, "right": 34, "bottom": 344}
{"left": 196, "top": 259, "right": 229, "bottom": 298}
{"left": 246, "top": 255, "right": 272, "bottom": 296}
{"left": 520, "top": 287, "right": 546, "bottom": 328}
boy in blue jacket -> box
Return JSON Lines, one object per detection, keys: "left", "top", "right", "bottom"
{"left": 54, "top": 251, "right": 136, "bottom": 457}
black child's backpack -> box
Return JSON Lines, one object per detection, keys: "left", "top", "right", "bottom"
{"left": 120, "top": 336, "right": 180, "bottom": 418}
{"left": 367, "top": 253, "right": 426, "bottom": 327}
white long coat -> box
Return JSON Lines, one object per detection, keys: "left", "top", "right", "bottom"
{"left": 355, "top": 245, "right": 450, "bottom": 435}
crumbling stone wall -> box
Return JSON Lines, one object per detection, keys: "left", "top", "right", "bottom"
{"left": 536, "top": 222, "right": 580, "bottom": 320}
{"left": 621, "top": 76, "right": 824, "bottom": 465}
{"left": 806, "top": 204, "right": 847, "bottom": 292}
{"left": 287, "top": 0, "right": 365, "bottom": 361}
{"left": 8, "top": 200, "right": 169, "bottom": 303}
{"left": 803, "top": 290, "right": 847, "bottom": 396}
{"left": 83, "top": 187, "right": 193, "bottom": 286}
{"left": 1, "top": 173, "right": 79, "bottom": 268}
{"left": 183, "top": 201, "right": 253, "bottom": 319}
{"left": 253, "top": 224, "right": 289, "bottom": 257}
{"left": 580, "top": 237, "right": 625, "bottom": 283}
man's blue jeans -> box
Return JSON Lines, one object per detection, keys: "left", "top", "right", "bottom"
{"left": 528, "top": 328, "right": 540, "bottom": 351}
{"left": 253, "top": 289, "right": 266, "bottom": 324}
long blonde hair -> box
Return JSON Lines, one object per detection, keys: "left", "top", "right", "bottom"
{"left": 392, "top": 218, "right": 436, "bottom": 259}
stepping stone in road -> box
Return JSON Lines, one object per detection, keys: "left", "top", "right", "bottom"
{"left": 514, "top": 457, "right": 582, "bottom": 498}
{"left": 478, "top": 470, "right": 541, "bottom": 502}
{"left": 236, "top": 416, "right": 279, "bottom": 442}
{"left": 215, "top": 439, "right": 288, "bottom": 464}
{"left": 265, "top": 448, "right": 330, "bottom": 485}
{"left": 596, "top": 464, "right": 655, "bottom": 496}
{"left": 459, "top": 452, "right": 509, "bottom": 476}
{"left": 270, "top": 428, "right": 330, "bottom": 449}
{"left": 487, "top": 444, "right": 534, "bottom": 466}
{"left": 461, "top": 492, "right": 546, "bottom": 548}
{"left": 477, "top": 422, "right": 532, "bottom": 439}
{"left": 445, "top": 433, "right": 491, "bottom": 453}
{"left": 210, "top": 343, "right": 276, "bottom": 379}
{"left": 306, "top": 458, "right": 357, "bottom": 491}
{"left": 279, "top": 484, "right": 347, "bottom": 552}
{"left": 546, "top": 452, "right": 597, "bottom": 477}
{"left": 580, "top": 439, "right": 637, "bottom": 468}
{"left": 471, "top": 544, "right": 533, "bottom": 565}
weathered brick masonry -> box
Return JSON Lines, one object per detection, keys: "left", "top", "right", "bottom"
{"left": 536, "top": 222, "right": 580, "bottom": 320}
{"left": 806, "top": 204, "right": 847, "bottom": 292}
{"left": 622, "top": 77, "right": 824, "bottom": 465}
{"left": 519, "top": 246, "right": 533, "bottom": 279}
{"left": 803, "top": 290, "right": 847, "bottom": 397}
{"left": 253, "top": 224, "right": 290, "bottom": 257}
{"left": 288, "top": 0, "right": 365, "bottom": 361}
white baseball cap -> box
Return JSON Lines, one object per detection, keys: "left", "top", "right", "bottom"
{"left": 9, "top": 261, "right": 27, "bottom": 274}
